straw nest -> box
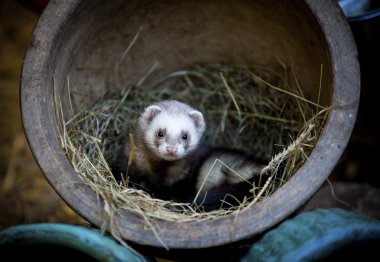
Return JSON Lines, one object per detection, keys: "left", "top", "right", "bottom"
{"left": 55, "top": 61, "right": 329, "bottom": 246}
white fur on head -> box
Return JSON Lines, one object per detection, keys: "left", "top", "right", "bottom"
{"left": 189, "top": 110, "right": 206, "bottom": 135}
{"left": 139, "top": 105, "right": 162, "bottom": 128}
{"left": 138, "top": 102, "right": 206, "bottom": 161}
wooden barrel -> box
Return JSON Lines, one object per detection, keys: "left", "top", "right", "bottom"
{"left": 21, "top": 0, "right": 360, "bottom": 250}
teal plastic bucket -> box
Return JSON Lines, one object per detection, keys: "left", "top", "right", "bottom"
{"left": 0, "top": 223, "right": 150, "bottom": 261}
{"left": 241, "top": 208, "right": 380, "bottom": 262}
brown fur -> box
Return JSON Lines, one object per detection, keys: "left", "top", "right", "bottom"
{"left": 111, "top": 100, "right": 267, "bottom": 210}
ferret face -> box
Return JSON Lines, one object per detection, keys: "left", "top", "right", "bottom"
{"left": 139, "top": 101, "right": 205, "bottom": 161}
{"left": 147, "top": 114, "right": 196, "bottom": 161}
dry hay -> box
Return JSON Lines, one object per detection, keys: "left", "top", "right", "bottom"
{"left": 54, "top": 62, "right": 329, "bottom": 247}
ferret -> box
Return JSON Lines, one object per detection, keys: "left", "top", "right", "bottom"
{"left": 112, "top": 100, "right": 266, "bottom": 211}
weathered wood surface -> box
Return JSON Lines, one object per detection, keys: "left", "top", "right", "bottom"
{"left": 20, "top": 0, "right": 360, "bottom": 249}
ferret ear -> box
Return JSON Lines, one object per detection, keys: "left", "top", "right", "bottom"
{"left": 141, "top": 105, "right": 162, "bottom": 125}
{"left": 189, "top": 110, "right": 205, "bottom": 133}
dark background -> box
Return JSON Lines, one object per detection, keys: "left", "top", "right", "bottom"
{"left": 0, "top": 0, "right": 86, "bottom": 228}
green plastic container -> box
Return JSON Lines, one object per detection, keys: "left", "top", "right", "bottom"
{"left": 0, "top": 223, "right": 151, "bottom": 261}
{"left": 241, "top": 208, "right": 380, "bottom": 262}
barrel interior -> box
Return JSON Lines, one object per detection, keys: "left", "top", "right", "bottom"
{"left": 52, "top": 0, "right": 332, "bottom": 116}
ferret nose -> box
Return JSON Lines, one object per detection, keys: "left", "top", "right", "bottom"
{"left": 166, "top": 146, "right": 178, "bottom": 155}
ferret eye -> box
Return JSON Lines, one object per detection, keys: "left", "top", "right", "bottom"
{"left": 156, "top": 130, "right": 165, "bottom": 139}
{"left": 182, "top": 133, "right": 189, "bottom": 141}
